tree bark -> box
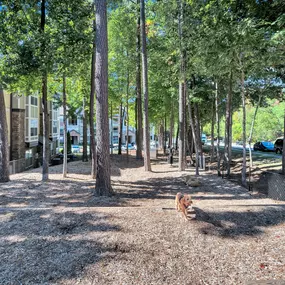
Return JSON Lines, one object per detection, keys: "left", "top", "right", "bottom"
{"left": 62, "top": 74, "right": 68, "bottom": 177}
{"left": 110, "top": 103, "right": 113, "bottom": 155}
{"left": 158, "top": 122, "right": 164, "bottom": 150}
{"left": 140, "top": 0, "right": 151, "bottom": 171}
{"left": 169, "top": 102, "right": 174, "bottom": 148}
{"left": 194, "top": 102, "right": 203, "bottom": 168}
{"left": 126, "top": 70, "right": 130, "bottom": 159}
{"left": 210, "top": 98, "right": 215, "bottom": 164}
{"left": 283, "top": 105, "right": 285, "bottom": 175}
{"left": 118, "top": 101, "right": 123, "bottom": 155}
{"left": 248, "top": 93, "right": 262, "bottom": 168}
{"left": 241, "top": 64, "right": 247, "bottom": 187}
{"left": 215, "top": 80, "right": 221, "bottom": 176}
{"left": 224, "top": 71, "right": 233, "bottom": 177}
{"left": 175, "top": 124, "right": 179, "bottom": 151}
{"left": 178, "top": 0, "right": 186, "bottom": 171}
{"left": 187, "top": 85, "right": 199, "bottom": 176}
{"left": 164, "top": 113, "right": 167, "bottom": 154}
{"left": 94, "top": 0, "right": 113, "bottom": 196}
{"left": 0, "top": 89, "right": 10, "bottom": 182}
{"left": 82, "top": 96, "right": 88, "bottom": 162}
{"left": 41, "top": 0, "right": 49, "bottom": 181}
{"left": 136, "top": 0, "right": 143, "bottom": 160}
{"left": 90, "top": 16, "right": 96, "bottom": 179}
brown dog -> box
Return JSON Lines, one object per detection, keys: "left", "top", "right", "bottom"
{"left": 175, "top": 192, "right": 193, "bottom": 220}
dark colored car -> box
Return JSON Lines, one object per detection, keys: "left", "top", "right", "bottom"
{"left": 274, "top": 138, "right": 284, "bottom": 154}
{"left": 253, "top": 141, "right": 275, "bottom": 152}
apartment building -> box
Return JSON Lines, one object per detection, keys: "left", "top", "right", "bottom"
{"left": 59, "top": 108, "right": 91, "bottom": 146}
{"left": 58, "top": 109, "right": 136, "bottom": 148}
{"left": 109, "top": 113, "right": 136, "bottom": 145}
{"left": 4, "top": 91, "right": 60, "bottom": 174}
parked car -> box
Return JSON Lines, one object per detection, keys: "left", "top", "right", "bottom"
{"left": 71, "top": 145, "right": 80, "bottom": 153}
{"left": 274, "top": 138, "right": 284, "bottom": 154}
{"left": 201, "top": 133, "right": 207, "bottom": 145}
{"left": 253, "top": 141, "right": 275, "bottom": 152}
{"left": 122, "top": 143, "right": 136, "bottom": 151}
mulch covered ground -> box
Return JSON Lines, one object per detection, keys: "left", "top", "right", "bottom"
{"left": 0, "top": 155, "right": 284, "bottom": 285}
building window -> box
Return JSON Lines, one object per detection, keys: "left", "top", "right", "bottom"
{"left": 25, "top": 94, "right": 39, "bottom": 142}
{"left": 50, "top": 102, "right": 59, "bottom": 137}
{"left": 70, "top": 117, "right": 77, "bottom": 125}
{"left": 30, "top": 127, "right": 38, "bottom": 136}
{"left": 31, "top": 96, "right": 38, "bottom": 106}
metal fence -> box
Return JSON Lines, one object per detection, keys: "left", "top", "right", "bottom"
{"left": 268, "top": 172, "right": 285, "bottom": 201}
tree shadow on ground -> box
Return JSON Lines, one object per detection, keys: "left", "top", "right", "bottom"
{"left": 111, "top": 174, "right": 254, "bottom": 202}
{"left": 0, "top": 209, "right": 125, "bottom": 284}
{"left": 194, "top": 206, "right": 285, "bottom": 238}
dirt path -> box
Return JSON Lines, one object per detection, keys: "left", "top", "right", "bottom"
{"left": 0, "top": 156, "right": 284, "bottom": 285}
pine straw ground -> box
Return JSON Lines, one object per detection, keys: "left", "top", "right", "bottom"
{"left": 0, "top": 155, "right": 285, "bottom": 285}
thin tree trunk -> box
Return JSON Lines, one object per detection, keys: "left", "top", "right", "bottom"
{"left": 140, "top": 0, "right": 151, "bottom": 171}
{"left": 175, "top": 124, "right": 179, "bottom": 151}
{"left": 118, "top": 101, "right": 123, "bottom": 155}
{"left": 0, "top": 89, "right": 10, "bottom": 182}
{"left": 225, "top": 70, "right": 233, "bottom": 177}
{"left": 94, "top": 0, "right": 113, "bottom": 196}
{"left": 215, "top": 80, "right": 221, "bottom": 176}
{"left": 41, "top": 0, "right": 49, "bottom": 181}
{"left": 283, "top": 106, "right": 285, "bottom": 175}
{"left": 110, "top": 103, "right": 113, "bottom": 155}
{"left": 159, "top": 122, "right": 164, "bottom": 150}
{"left": 63, "top": 74, "right": 68, "bottom": 177}
{"left": 82, "top": 96, "right": 88, "bottom": 162}
{"left": 248, "top": 93, "right": 262, "bottom": 168}
{"left": 90, "top": 16, "right": 96, "bottom": 179}
{"left": 178, "top": 0, "right": 186, "bottom": 171}
{"left": 126, "top": 71, "right": 130, "bottom": 159}
{"left": 210, "top": 98, "right": 215, "bottom": 164}
{"left": 241, "top": 64, "right": 247, "bottom": 187}
{"left": 136, "top": 0, "right": 143, "bottom": 160}
{"left": 169, "top": 102, "right": 174, "bottom": 148}
{"left": 164, "top": 113, "right": 167, "bottom": 154}
{"left": 187, "top": 85, "right": 199, "bottom": 176}
{"left": 194, "top": 102, "right": 203, "bottom": 169}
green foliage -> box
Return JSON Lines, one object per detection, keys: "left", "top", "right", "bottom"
{"left": 232, "top": 99, "right": 285, "bottom": 142}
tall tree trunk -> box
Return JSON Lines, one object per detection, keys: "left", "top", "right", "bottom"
{"left": 110, "top": 103, "right": 113, "bottom": 155}
{"left": 241, "top": 63, "right": 247, "bottom": 187}
{"left": 164, "top": 113, "right": 167, "bottom": 154}
{"left": 126, "top": 71, "right": 130, "bottom": 159}
{"left": 178, "top": 0, "right": 186, "bottom": 171}
{"left": 90, "top": 16, "right": 96, "bottom": 179}
{"left": 187, "top": 85, "right": 199, "bottom": 176}
{"left": 140, "top": 0, "right": 151, "bottom": 171}
{"left": 94, "top": 0, "right": 113, "bottom": 196}
{"left": 159, "top": 122, "right": 164, "bottom": 150}
{"left": 118, "top": 101, "right": 123, "bottom": 155}
{"left": 215, "top": 80, "right": 221, "bottom": 176}
{"left": 194, "top": 102, "right": 204, "bottom": 169}
{"left": 41, "top": 0, "right": 49, "bottom": 181}
{"left": 63, "top": 74, "right": 68, "bottom": 177}
{"left": 210, "top": 98, "right": 215, "bottom": 164}
{"left": 283, "top": 105, "right": 285, "bottom": 175}
{"left": 136, "top": 0, "right": 143, "bottom": 160}
{"left": 175, "top": 124, "right": 179, "bottom": 151}
{"left": 248, "top": 93, "right": 262, "bottom": 168}
{"left": 0, "top": 89, "right": 10, "bottom": 182}
{"left": 82, "top": 96, "right": 88, "bottom": 162}
{"left": 169, "top": 102, "right": 174, "bottom": 148}
{"left": 224, "top": 71, "right": 233, "bottom": 177}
